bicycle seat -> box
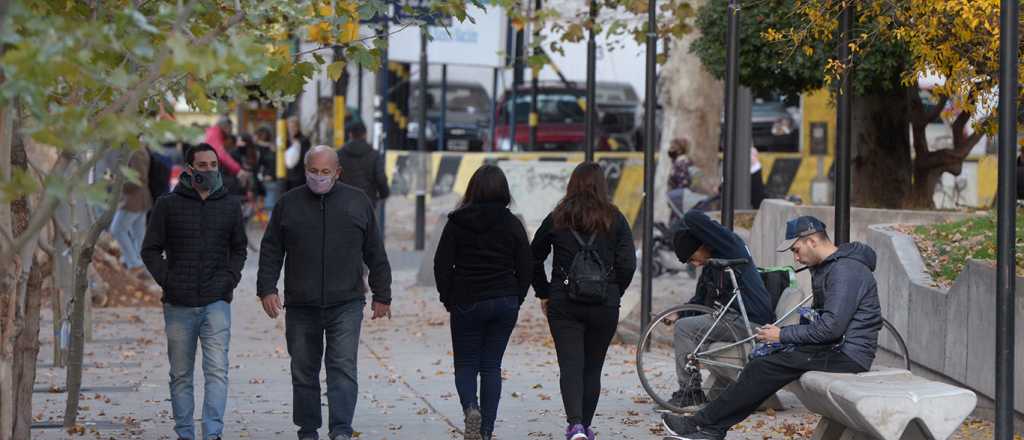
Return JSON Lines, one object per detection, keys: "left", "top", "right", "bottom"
{"left": 706, "top": 258, "right": 750, "bottom": 269}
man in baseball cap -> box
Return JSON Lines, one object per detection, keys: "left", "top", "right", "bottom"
{"left": 775, "top": 216, "right": 828, "bottom": 253}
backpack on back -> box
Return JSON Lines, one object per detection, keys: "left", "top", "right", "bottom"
{"left": 562, "top": 230, "right": 612, "bottom": 304}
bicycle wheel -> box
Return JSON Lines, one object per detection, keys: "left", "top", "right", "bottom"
{"left": 881, "top": 317, "right": 912, "bottom": 371}
{"left": 636, "top": 304, "right": 748, "bottom": 414}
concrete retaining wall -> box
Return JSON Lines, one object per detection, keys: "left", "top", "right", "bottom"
{"left": 867, "top": 226, "right": 1024, "bottom": 419}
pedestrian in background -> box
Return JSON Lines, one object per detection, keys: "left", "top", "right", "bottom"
{"left": 337, "top": 122, "right": 389, "bottom": 208}
{"left": 141, "top": 143, "right": 247, "bottom": 440}
{"left": 257, "top": 145, "right": 392, "bottom": 440}
{"left": 284, "top": 116, "right": 312, "bottom": 191}
{"left": 433, "top": 165, "right": 531, "bottom": 440}
{"left": 111, "top": 147, "right": 151, "bottom": 277}
{"left": 531, "top": 162, "right": 637, "bottom": 440}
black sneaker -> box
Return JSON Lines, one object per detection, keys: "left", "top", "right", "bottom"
{"left": 668, "top": 389, "right": 708, "bottom": 410}
{"left": 667, "top": 429, "right": 725, "bottom": 440}
{"left": 464, "top": 406, "right": 482, "bottom": 440}
{"left": 661, "top": 414, "right": 699, "bottom": 436}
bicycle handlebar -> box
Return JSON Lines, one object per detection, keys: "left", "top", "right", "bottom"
{"left": 706, "top": 258, "right": 750, "bottom": 269}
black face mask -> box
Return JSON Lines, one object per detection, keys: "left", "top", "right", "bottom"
{"left": 190, "top": 168, "right": 223, "bottom": 193}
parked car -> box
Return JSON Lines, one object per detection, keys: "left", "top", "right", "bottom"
{"left": 595, "top": 81, "right": 642, "bottom": 151}
{"left": 491, "top": 83, "right": 611, "bottom": 152}
{"left": 719, "top": 94, "right": 800, "bottom": 152}
{"left": 407, "top": 81, "right": 490, "bottom": 151}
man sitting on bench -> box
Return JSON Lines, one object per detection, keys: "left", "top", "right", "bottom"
{"left": 668, "top": 210, "right": 775, "bottom": 409}
{"left": 662, "top": 215, "right": 882, "bottom": 440}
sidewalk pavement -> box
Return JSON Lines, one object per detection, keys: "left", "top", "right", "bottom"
{"left": 31, "top": 249, "right": 823, "bottom": 439}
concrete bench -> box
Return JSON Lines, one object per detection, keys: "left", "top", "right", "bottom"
{"left": 790, "top": 369, "right": 977, "bottom": 440}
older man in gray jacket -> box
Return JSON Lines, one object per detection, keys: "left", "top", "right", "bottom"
{"left": 662, "top": 215, "right": 882, "bottom": 440}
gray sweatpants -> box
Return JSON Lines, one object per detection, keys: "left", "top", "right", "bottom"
{"left": 673, "top": 312, "right": 749, "bottom": 389}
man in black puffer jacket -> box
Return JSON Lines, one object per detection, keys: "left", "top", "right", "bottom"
{"left": 337, "top": 122, "right": 389, "bottom": 207}
{"left": 257, "top": 145, "right": 392, "bottom": 440}
{"left": 142, "top": 144, "right": 247, "bottom": 440}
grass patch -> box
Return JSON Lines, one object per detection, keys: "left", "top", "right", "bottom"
{"left": 897, "top": 210, "right": 1024, "bottom": 288}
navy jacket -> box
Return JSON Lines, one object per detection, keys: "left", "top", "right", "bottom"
{"left": 683, "top": 210, "right": 774, "bottom": 325}
{"left": 780, "top": 242, "right": 881, "bottom": 370}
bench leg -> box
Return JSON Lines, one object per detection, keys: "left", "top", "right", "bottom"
{"left": 898, "top": 420, "right": 931, "bottom": 440}
{"left": 811, "top": 417, "right": 848, "bottom": 440}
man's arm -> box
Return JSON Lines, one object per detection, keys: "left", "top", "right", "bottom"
{"left": 362, "top": 195, "right": 392, "bottom": 305}
{"left": 374, "top": 152, "right": 390, "bottom": 200}
{"left": 780, "top": 264, "right": 865, "bottom": 345}
{"left": 227, "top": 200, "right": 247, "bottom": 289}
{"left": 682, "top": 210, "right": 743, "bottom": 258}
{"left": 256, "top": 201, "right": 286, "bottom": 297}
{"left": 141, "top": 197, "right": 169, "bottom": 285}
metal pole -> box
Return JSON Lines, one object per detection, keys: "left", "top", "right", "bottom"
{"left": 415, "top": 28, "right": 428, "bottom": 251}
{"left": 529, "top": 0, "right": 541, "bottom": 150}
{"left": 439, "top": 65, "right": 447, "bottom": 150}
{"left": 333, "top": 45, "right": 349, "bottom": 149}
{"left": 834, "top": 4, "right": 853, "bottom": 245}
{"left": 357, "top": 64, "right": 363, "bottom": 121}
{"left": 996, "top": 0, "right": 1018, "bottom": 436}
{"left": 376, "top": 10, "right": 390, "bottom": 238}
{"left": 584, "top": 0, "right": 598, "bottom": 161}
{"left": 735, "top": 87, "right": 752, "bottom": 210}
{"left": 507, "top": 18, "right": 520, "bottom": 151}
{"left": 491, "top": 67, "right": 499, "bottom": 150}
{"left": 721, "top": 0, "right": 740, "bottom": 230}
{"left": 640, "top": 0, "right": 657, "bottom": 342}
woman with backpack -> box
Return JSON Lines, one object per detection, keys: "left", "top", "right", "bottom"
{"left": 531, "top": 162, "right": 637, "bottom": 440}
{"left": 434, "top": 165, "right": 532, "bottom": 440}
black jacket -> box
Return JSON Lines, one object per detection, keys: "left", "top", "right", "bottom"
{"left": 682, "top": 210, "right": 774, "bottom": 325}
{"left": 781, "top": 242, "right": 881, "bottom": 370}
{"left": 141, "top": 176, "right": 247, "bottom": 307}
{"left": 257, "top": 182, "right": 392, "bottom": 307}
{"left": 338, "top": 139, "right": 389, "bottom": 203}
{"left": 434, "top": 204, "right": 532, "bottom": 309}
{"left": 531, "top": 211, "right": 637, "bottom": 306}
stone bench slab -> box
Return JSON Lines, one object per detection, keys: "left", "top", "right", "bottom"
{"left": 791, "top": 369, "right": 976, "bottom": 440}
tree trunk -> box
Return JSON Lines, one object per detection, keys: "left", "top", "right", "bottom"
{"left": 63, "top": 159, "right": 124, "bottom": 429}
{"left": 656, "top": 2, "right": 724, "bottom": 221}
{"left": 0, "top": 107, "right": 32, "bottom": 440}
{"left": 12, "top": 255, "right": 49, "bottom": 439}
{"left": 850, "top": 90, "right": 913, "bottom": 208}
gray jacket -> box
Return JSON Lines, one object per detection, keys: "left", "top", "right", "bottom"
{"left": 780, "top": 242, "right": 881, "bottom": 370}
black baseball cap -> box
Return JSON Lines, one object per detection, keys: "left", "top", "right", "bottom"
{"left": 776, "top": 216, "right": 827, "bottom": 252}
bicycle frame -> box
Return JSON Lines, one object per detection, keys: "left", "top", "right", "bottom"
{"left": 689, "top": 266, "right": 814, "bottom": 371}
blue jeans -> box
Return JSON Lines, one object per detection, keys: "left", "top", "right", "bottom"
{"left": 263, "top": 180, "right": 285, "bottom": 212}
{"left": 163, "top": 301, "right": 232, "bottom": 440}
{"left": 286, "top": 300, "right": 365, "bottom": 439}
{"left": 111, "top": 209, "right": 147, "bottom": 269}
{"left": 450, "top": 296, "right": 520, "bottom": 435}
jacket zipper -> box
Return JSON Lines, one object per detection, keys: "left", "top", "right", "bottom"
{"left": 198, "top": 198, "right": 206, "bottom": 301}
{"left": 320, "top": 194, "right": 326, "bottom": 307}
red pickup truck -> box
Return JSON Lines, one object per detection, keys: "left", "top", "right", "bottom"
{"left": 490, "top": 84, "right": 610, "bottom": 152}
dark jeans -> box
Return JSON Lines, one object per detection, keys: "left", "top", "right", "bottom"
{"left": 285, "top": 300, "right": 365, "bottom": 439}
{"left": 546, "top": 300, "right": 619, "bottom": 427}
{"left": 694, "top": 346, "right": 866, "bottom": 434}
{"left": 450, "top": 295, "right": 520, "bottom": 434}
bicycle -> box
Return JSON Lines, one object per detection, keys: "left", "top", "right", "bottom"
{"left": 635, "top": 258, "right": 911, "bottom": 414}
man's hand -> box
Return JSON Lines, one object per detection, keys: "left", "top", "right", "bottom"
{"left": 371, "top": 301, "right": 391, "bottom": 320}
{"left": 755, "top": 324, "right": 781, "bottom": 343}
{"left": 261, "top": 293, "right": 283, "bottom": 319}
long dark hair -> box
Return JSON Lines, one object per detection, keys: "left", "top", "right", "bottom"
{"left": 552, "top": 162, "right": 618, "bottom": 234}
{"left": 459, "top": 165, "right": 512, "bottom": 208}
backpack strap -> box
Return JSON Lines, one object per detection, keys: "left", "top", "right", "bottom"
{"left": 570, "top": 229, "right": 597, "bottom": 248}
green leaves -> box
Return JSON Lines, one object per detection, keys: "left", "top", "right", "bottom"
{"left": 327, "top": 61, "right": 346, "bottom": 82}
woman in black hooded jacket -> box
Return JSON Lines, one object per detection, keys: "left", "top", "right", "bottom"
{"left": 434, "top": 165, "right": 532, "bottom": 440}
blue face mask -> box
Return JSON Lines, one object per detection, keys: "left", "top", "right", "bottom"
{"left": 190, "top": 168, "right": 223, "bottom": 193}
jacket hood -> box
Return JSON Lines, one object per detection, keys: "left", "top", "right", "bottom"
{"left": 824, "top": 242, "right": 877, "bottom": 272}
{"left": 174, "top": 172, "right": 229, "bottom": 201}
{"left": 340, "top": 139, "right": 373, "bottom": 157}
{"left": 449, "top": 203, "right": 511, "bottom": 233}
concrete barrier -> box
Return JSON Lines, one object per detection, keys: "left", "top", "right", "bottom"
{"left": 867, "top": 225, "right": 1024, "bottom": 427}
